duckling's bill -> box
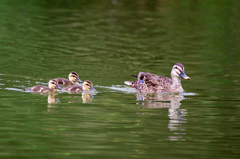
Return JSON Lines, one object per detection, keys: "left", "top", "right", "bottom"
{"left": 90, "top": 86, "right": 97, "bottom": 91}
{"left": 56, "top": 84, "right": 62, "bottom": 89}
{"left": 77, "top": 77, "right": 83, "bottom": 83}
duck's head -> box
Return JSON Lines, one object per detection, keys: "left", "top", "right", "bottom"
{"left": 83, "top": 80, "right": 96, "bottom": 91}
{"left": 171, "top": 63, "right": 190, "bottom": 80}
{"left": 68, "top": 71, "right": 82, "bottom": 84}
{"left": 48, "top": 79, "right": 62, "bottom": 90}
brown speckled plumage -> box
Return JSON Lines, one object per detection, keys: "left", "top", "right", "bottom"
{"left": 136, "top": 72, "right": 173, "bottom": 93}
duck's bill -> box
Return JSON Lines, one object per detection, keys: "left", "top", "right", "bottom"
{"left": 77, "top": 78, "right": 83, "bottom": 83}
{"left": 56, "top": 84, "right": 62, "bottom": 89}
{"left": 179, "top": 70, "right": 190, "bottom": 80}
{"left": 90, "top": 86, "right": 97, "bottom": 91}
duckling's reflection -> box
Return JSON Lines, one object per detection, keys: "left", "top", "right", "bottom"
{"left": 30, "top": 91, "right": 60, "bottom": 105}
{"left": 82, "top": 92, "right": 94, "bottom": 103}
{"left": 136, "top": 93, "right": 187, "bottom": 141}
{"left": 47, "top": 92, "right": 59, "bottom": 104}
{"left": 47, "top": 92, "right": 61, "bottom": 112}
{"left": 64, "top": 91, "right": 96, "bottom": 104}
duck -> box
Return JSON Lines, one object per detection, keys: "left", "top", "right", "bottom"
{"left": 63, "top": 80, "right": 96, "bottom": 92}
{"left": 27, "top": 79, "right": 61, "bottom": 93}
{"left": 53, "top": 71, "right": 82, "bottom": 86}
{"left": 124, "top": 63, "right": 190, "bottom": 93}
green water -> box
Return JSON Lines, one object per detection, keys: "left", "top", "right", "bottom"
{"left": 0, "top": 0, "right": 240, "bottom": 158}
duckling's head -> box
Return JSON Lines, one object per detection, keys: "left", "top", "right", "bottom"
{"left": 68, "top": 71, "right": 82, "bottom": 84}
{"left": 171, "top": 63, "right": 190, "bottom": 80}
{"left": 48, "top": 79, "right": 62, "bottom": 90}
{"left": 83, "top": 80, "right": 96, "bottom": 91}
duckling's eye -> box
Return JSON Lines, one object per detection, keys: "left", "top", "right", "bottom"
{"left": 86, "top": 84, "right": 90, "bottom": 86}
{"left": 51, "top": 82, "right": 55, "bottom": 84}
{"left": 174, "top": 67, "right": 178, "bottom": 69}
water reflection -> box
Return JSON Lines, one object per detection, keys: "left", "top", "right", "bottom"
{"left": 29, "top": 90, "right": 97, "bottom": 104}
{"left": 63, "top": 91, "right": 97, "bottom": 104}
{"left": 136, "top": 93, "right": 187, "bottom": 141}
{"left": 47, "top": 92, "right": 60, "bottom": 104}
{"left": 82, "top": 92, "right": 95, "bottom": 103}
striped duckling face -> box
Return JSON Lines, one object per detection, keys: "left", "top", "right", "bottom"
{"left": 68, "top": 72, "right": 82, "bottom": 83}
{"left": 171, "top": 63, "right": 190, "bottom": 80}
{"left": 48, "top": 79, "right": 62, "bottom": 90}
{"left": 83, "top": 80, "right": 96, "bottom": 91}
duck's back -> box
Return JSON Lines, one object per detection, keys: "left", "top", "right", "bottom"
{"left": 64, "top": 85, "right": 83, "bottom": 92}
{"left": 28, "top": 85, "right": 51, "bottom": 93}
{"left": 136, "top": 72, "right": 173, "bottom": 93}
{"left": 53, "top": 78, "right": 73, "bottom": 86}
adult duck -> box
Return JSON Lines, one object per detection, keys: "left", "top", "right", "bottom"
{"left": 124, "top": 63, "right": 190, "bottom": 93}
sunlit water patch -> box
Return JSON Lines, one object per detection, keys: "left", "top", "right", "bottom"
{"left": 97, "top": 85, "right": 137, "bottom": 93}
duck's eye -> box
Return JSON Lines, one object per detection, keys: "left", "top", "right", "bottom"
{"left": 174, "top": 67, "right": 178, "bottom": 69}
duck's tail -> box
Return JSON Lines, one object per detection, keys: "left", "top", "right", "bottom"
{"left": 124, "top": 81, "right": 135, "bottom": 87}
{"left": 130, "top": 75, "right": 138, "bottom": 77}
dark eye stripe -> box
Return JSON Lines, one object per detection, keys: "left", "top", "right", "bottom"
{"left": 174, "top": 66, "right": 182, "bottom": 72}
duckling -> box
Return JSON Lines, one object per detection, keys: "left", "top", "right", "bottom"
{"left": 53, "top": 71, "right": 82, "bottom": 86}
{"left": 27, "top": 79, "right": 61, "bottom": 93}
{"left": 64, "top": 80, "right": 96, "bottom": 92}
{"left": 124, "top": 63, "right": 190, "bottom": 93}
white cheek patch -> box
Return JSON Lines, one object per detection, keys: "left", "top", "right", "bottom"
{"left": 175, "top": 70, "right": 180, "bottom": 74}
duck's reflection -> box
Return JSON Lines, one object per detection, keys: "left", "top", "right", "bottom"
{"left": 136, "top": 93, "right": 187, "bottom": 141}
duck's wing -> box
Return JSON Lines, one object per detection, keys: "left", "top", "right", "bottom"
{"left": 137, "top": 72, "right": 172, "bottom": 93}
{"left": 124, "top": 72, "right": 163, "bottom": 89}
{"left": 28, "top": 85, "right": 49, "bottom": 92}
